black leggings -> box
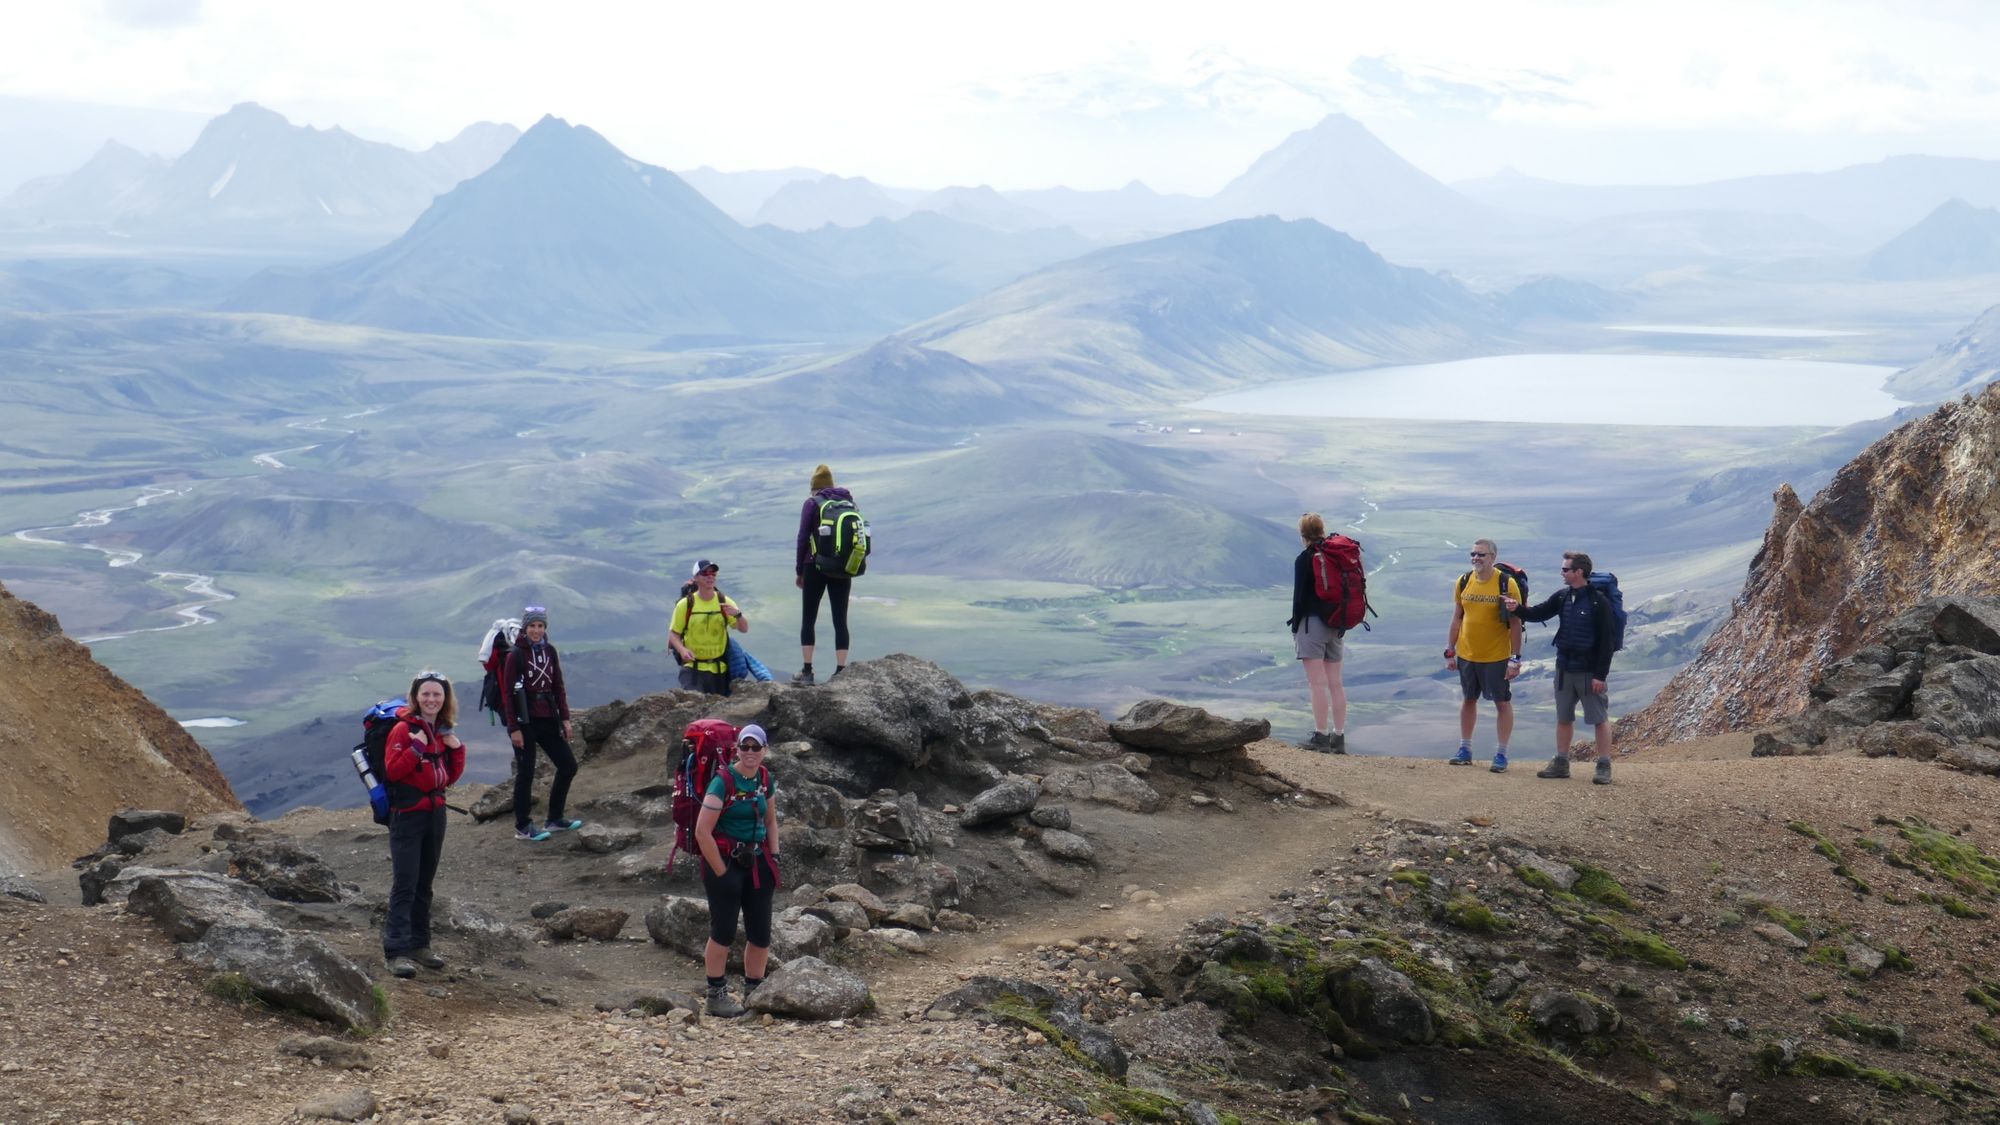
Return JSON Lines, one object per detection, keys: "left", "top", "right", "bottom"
{"left": 384, "top": 805, "right": 447, "bottom": 955}
{"left": 701, "top": 856, "right": 775, "bottom": 948}
{"left": 513, "top": 717, "right": 577, "bottom": 830}
{"left": 801, "top": 569, "right": 851, "bottom": 650}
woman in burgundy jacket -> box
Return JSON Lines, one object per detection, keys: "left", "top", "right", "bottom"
{"left": 382, "top": 670, "right": 467, "bottom": 978}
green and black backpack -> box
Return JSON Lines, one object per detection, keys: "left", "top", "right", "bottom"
{"left": 812, "top": 496, "right": 872, "bottom": 578}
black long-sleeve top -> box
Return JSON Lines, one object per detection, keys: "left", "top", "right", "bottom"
{"left": 1288, "top": 545, "right": 1321, "bottom": 634}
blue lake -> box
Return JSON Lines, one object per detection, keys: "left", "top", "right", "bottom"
{"left": 1190, "top": 353, "right": 1905, "bottom": 427}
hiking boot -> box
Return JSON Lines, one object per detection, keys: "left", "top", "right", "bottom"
{"left": 515, "top": 826, "right": 552, "bottom": 842}
{"left": 831, "top": 666, "right": 845, "bottom": 678}
{"left": 791, "top": 669, "right": 815, "bottom": 686}
{"left": 544, "top": 818, "right": 583, "bottom": 832}
{"left": 387, "top": 957, "right": 418, "bottom": 979}
{"left": 1489, "top": 751, "right": 1509, "bottom": 773}
{"left": 410, "top": 947, "right": 446, "bottom": 970}
{"left": 1297, "top": 731, "right": 1329, "bottom": 752}
{"left": 1536, "top": 755, "right": 1572, "bottom": 780}
{"left": 1328, "top": 732, "right": 1346, "bottom": 755}
{"left": 1593, "top": 758, "right": 1613, "bottom": 785}
{"left": 706, "top": 984, "right": 746, "bottom": 1018}
{"left": 1448, "top": 746, "right": 1472, "bottom": 766}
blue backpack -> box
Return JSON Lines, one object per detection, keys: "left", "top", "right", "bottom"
{"left": 1587, "top": 572, "right": 1628, "bottom": 652}
{"left": 350, "top": 697, "right": 405, "bottom": 825}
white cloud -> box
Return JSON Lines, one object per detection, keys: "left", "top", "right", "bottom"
{"left": 1, "top": 0, "right": 1997, "bottom": 189}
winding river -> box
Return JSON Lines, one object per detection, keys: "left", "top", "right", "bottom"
{"left": 8, "top": 406, "right": 383, "bottom": 643}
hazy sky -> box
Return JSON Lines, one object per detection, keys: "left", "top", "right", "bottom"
{"left": 6, "top": 0, "right": 2000, "bottom": 193}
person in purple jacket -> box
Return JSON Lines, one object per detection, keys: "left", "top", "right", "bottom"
{"left": 793, "top": 463, "right": 854, "bottom": 685}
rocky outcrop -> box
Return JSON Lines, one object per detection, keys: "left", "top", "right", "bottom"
{"left": 1751, "top": 596, "right": 2000, "bottom": 765}
{"left": 1624, "top": 384, "right": 2000, "bottom": 745}
{"left": 0, "top": 582, "right": 241, "bottom": 872}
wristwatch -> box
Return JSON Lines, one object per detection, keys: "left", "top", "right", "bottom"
{"left": 1442, "top": 648, "right": 1455, "bottom": 658}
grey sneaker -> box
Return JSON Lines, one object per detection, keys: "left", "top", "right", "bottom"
{"left": 387, "top": 956, "right": 418, "bottom": 979}
{"left": 706, "top": 984, "right": 746, "bottom": 1018}
{"left": 1298, "top": 731, "right": 1329, "bottom": 751}
{"left": 1593, "top": 758, "right": 1613, "bottom": 785}
{"left": 410, "top": 947, "right": 445, "bottom": 970}
{"left": 1536, "top": 755, "right": 1571, "bottom": 780}
{"left": 1328, "top": 732, "right": 1347, "bottom": 755}
{"left": 791, "top": 669, "right": 816, "bottom": 686}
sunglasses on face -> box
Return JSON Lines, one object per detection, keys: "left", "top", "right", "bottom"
{"left": 1469, "top": 552, "right": 1490, "bottom": 559}
{"left": 738, "top": 742, "right": 765, "bottom": 752}
{"left": 1560, "top": 566, "right": 1579, "bottom": 572}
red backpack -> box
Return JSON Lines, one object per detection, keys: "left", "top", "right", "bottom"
{"left": 1311, "top": 534, "right": 1376, "bottom": 633}
{"left": 666, "top": 719, "right": 769, "bottom": 876}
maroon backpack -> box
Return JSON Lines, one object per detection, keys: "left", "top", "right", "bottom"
{"left": 1311, "top": 534, "right": 1376, "bottom": 633}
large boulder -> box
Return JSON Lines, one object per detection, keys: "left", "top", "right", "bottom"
{"left": 1330, "top": 958, "right": 1434, "bottom": 1045}
{"left": 108, "top": 809, "right": 187, "bottom": 843}
{"left": 575, "top": 825, "right": 644, "bottom": 854}
{"left": 865, "top": 856, "right": 964, "bottom": 910}
{"left": 960, "top": 778, "right": 1040, "bottom": 827}
{"left": 765, "top": 655, "right": 966, "bottom": 768}
{"left": 1913, "top": 656, "right": 2000, "bottom": 740}
{"left": 182, "top": 923, "right": 381, "bottom": 1031}
{"left": 0, "top": 876, "right": 46, "bottom": 904}
{"left": 122, "top": 871, "right": 276, "bottom": 941}
{"left": 778, "top": 781, "right": 850, "bottom": 829}
{"left": 643, "top": 895, "right": 713, "bottom": 958}
{"left": 227, "top": 840, "right": 345, "bottom": 903}
{"left": 1109, "top": 700, "right": 1270, "bottom": 755}
{"left": 769, "top": 910, "right": 835, "bottom": 960}
{"left": 742, "top": 955, "right": 871, "bottom": 1020}
{"left": 1040, "top": 763, "right": 1162, "bottom": 813}
{"left": 541, "top": 906, "right": 629, "bottom": 942}
{"left": 850, "top": 792, "right": 932, "bottom": 853}
{"left": 1110, "top": 1002, "right": 1229, "bottom": 1065}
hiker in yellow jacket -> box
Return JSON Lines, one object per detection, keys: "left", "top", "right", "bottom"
{"left": 671, "top": 558, "right": 749, "bottom": 695}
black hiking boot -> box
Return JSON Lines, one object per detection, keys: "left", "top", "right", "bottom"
{"left": 706, "top": 982, "right": 746, "bottom": 1018}
{"left": 1328, "top": 732, "right": 1347, "bottom": 755}
{"left": 1536, "top": 755, "right": 1571, "bottom": 780}
{"left": 791, "top": 668, "right": 815, "bottom": 686}
{"left": 1297, "top": 732, "right": 1329, "bottom": 752}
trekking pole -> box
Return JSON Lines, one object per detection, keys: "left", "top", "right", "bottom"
{"left": 445, "top": 803, "right": 471, "bottom": 816}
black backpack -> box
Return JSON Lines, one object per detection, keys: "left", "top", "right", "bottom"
{"left": 812, "top": 496, "right": 871, "bottom": 578}
{"left": 349, "top": 698, "right": 405, "bottom": 826}
{"left": 1458, "top": 562, "right": 1529, "bottom": 606}
{"left": 477, "top": 631, "right": 512, "bottom": 721}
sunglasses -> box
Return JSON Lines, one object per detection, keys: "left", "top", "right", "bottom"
{"left": 414, "top": 669, "right": 448, "bottom": 687}
{"left": 738, "top": 741, "right": 765, "bottom": 752}
{"left": 1468, "top": 552, "right": 1491, "bottom": 559}
{"left": 1559, "top": 566, "right": 1579, "bottom": 572}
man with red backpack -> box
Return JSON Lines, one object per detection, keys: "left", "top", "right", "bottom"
{"left": 1288, "top": 512, "right": 1361, "bottom": 753}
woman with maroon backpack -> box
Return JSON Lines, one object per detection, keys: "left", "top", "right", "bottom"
{"left": 382, "top": 670, "right": 466, "bottom": 979}
{"left": 693, "top": 723, "right": 781, "bottom": 1017}
{"left": 1287, "top": 513, "right": 1349, "bottom": 753}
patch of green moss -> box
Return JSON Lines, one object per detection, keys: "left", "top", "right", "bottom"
{"left": 1444, "top": 894, "right": 1506, "bottom": 933}
{"left": 1895, "top": 816, "right": 2000, "bottom": 899}
{"left": 1792, "top": 1050, "right": 1945, "bottom": 1097}
{"left": 1823, "top": 1013, "right": 1909, "bottom": 1049}
{"left": 989, "top": 993, "right": 1104, "bottom": 1072}
{"left": 1572, "top": 864, "right": 1637, "bottom": 912}
{"left": 1974, "top": 1023, "right": 2000, "bottom": 1049}
{"left": 1951, "top": 1076, "right": 1995, "bottom": 1098}
{"left": 370, "top": 984, "right": 392, "bottom": 1030}
{"left": 1340, "top": 1107, "right": 1396, "bottom": 1125}
{"left": 1088, "top": 1086, "right": 1182, "bottom": 1122}
{"left": 1878, "top": 944, "right": 1915, "bottom": 971}
{"left": 1808, "top": 945, "right": 1847, "bottom": 969}
{"left": 1967, "top": 984, "right": 2000, "bottom": 1017}
{"left": 1804, "top": 991, "right": 1828, "bottom": 1004}
{"left": 1918, "top": 891, "right": 1991, "bottom": 919}
{"left": 1582, "top": 914, "right": 1687, "bottom": 969}
{"left": 203, "top": 972, "right": 258, "bottom": 1005}
{"left": 1516, "top": 864, "right": 1561, "bottom": 893}
{"left": 1391, "top": 870, "right": 1433, "bottom": 889}
{"left": 1788, "top": 821, "right": 1842, "bottom": 861}
{"left": 1830, "top": 864, "right": 1871, "bottom": 895}
{"left": 1754, "top": 902, "right": 1815, "bottom": 941}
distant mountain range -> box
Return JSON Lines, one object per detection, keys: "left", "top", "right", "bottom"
{"left": 1863, "top": 199, "right": 2000, "bottom": 281}
{"left": 0, "top": 103, "right": 518, "bottom": 243}
{"left": 1887, "top": 303, "right": 2000, "bottom": 400}
{"left": 763, "top": 215, "right": 1545, "bottom": 421}
{"left": 1456, "top": 155, "right": 2000, "bottom": 237}
{"left": 229, "top": 115, "right": 887, "bottom": 342}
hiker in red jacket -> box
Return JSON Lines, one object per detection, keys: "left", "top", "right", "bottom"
{"left": 499, "top": 606, "right": 581, "bottom": 841}
{"left": 382, "top": 670, "right": 466, "bottom": 979}
{"left": 1287, "top": 513, "right": 1348, "bottom": 753}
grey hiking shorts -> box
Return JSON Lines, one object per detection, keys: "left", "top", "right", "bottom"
{"left": 1458, "top": 659, "right": 1512, "bottom": 703}
{"left": 1554, "top": 669, "right": 1609, "bottom": 726}
{"left": 1294, "top": 616, "right": 1344, "bottom": 662}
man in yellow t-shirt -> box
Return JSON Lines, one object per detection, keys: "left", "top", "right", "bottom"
{"left": 1444, "top": 538, "right": 1525, "bottom": 772}
{"left": 671, "top": 558, "right": 750, "bottom": 696}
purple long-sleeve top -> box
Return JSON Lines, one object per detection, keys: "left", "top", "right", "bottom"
{"left": 796, "top": 486, "right": 854, "bottom": 575}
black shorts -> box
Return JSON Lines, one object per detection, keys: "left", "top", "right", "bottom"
{"left": 701, "top": 854, "right": 775, "bottom": 949}
{"left": 1458, "top": 659, "right": 1512, "bottom": 703}
{"left": 678, "top": 666, "right": 731, "bottom": 696}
